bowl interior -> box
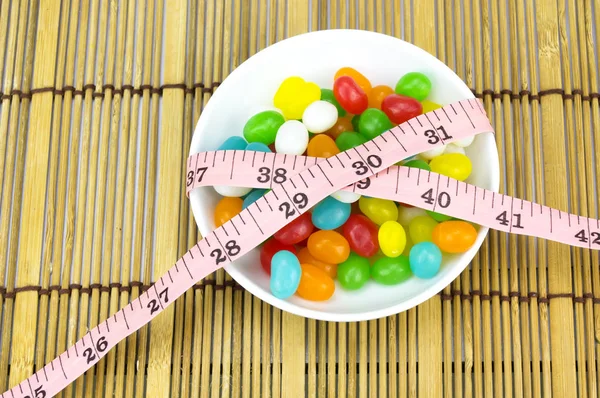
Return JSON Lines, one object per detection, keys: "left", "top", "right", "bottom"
{"left": 189, "top": 29, "right": 499, "bottom": 322}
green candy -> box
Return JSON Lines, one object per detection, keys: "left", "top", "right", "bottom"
{"left": 336, "top": 132, "right": 368, "bottom": 151}
{"left": 403, "top": 159, "right": 431, "bottom": 171}
{"left": 395, "top": 72, "right": 432, "bottom": 101}
{"left": 426, "top": 210, "right": 453, "bottom": 222}
{"left": 321, "top": 88, "right": 346, "bottom": 117}
{"left": 243, "top": 110, "right": 285, "bottom": 145}
{"left": 351, "top": 114, "right": 361, "bottom": 132}
{"left": 337, "top": 252, "right": 371, "bottom": 290}
{"left": 358, "top": 108, "right": 394, "bottom": 140}
{"left": 371, "top": 255, "right": 412, "bottom": 285}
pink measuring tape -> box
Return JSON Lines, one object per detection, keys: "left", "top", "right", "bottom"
{"left": 4, "top": 98, "right": 599, "bottom": 397}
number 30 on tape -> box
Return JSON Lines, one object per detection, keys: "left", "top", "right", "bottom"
{"left": 3, "top": 99, "right": 600, "bottom": 398}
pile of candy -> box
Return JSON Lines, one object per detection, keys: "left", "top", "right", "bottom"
{"left": 212, "top": 67, "right": 478, "bottom": 302}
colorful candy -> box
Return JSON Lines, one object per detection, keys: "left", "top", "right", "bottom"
{"left": 409, "top": 242, "right": 442, "bottom": 279}
{"left": 260, "top": 239, "right": 296, "bottom": 274}
{"left": 403, "top": 158, "right": 431, "bottom": 171}
{"left": 245, "top": 142, "right": 272, "bottom": 152}
{"left": 325, "top": 116, "right": 353, "bottom": 139}
{"left": 331, "top": 190, "right": 361, "bottom": 203}
{"left": 395, "top": 72, "right": 432, "bottom": 101}
{"left": 408, "top": 215, "right": 438, "bottom": 243}
{"left": 307, "top": 230, "right": 350, "bottom": 264}
{"left": 297, "top": 247, "right": 337, "bottom": 279}
{"left": 214, "top": 185, "right": 252, "bottom": 198}
{"left": 358, "top": 197, "right": 398, "bottom": 225}
{"left": 296, "top": 264, "right": 336, "bottom": 301}
{"left": 242, "top": 189, "right": 267, "bottom": 209}
{"left": 274, "top": 212, "right": 314, "bottom": 245}
{"left": 432, "top": 220, "right": 478, "bottom": 253}
{"left": 443, "top": 144, "right": 466, "bottom": 155}
{"left": 429, "top": 153, "right": 472, "bottom": 181}
{"left": 243, "top": 110, "right": 285, "bottom": 145}
{"left": 312, "top": 196, "right": 351, "bottom": 230}
{"left": 421, "top": 99, "right": 442, "bottom": 113}
{"left": 336, "top": 131, "right": 368, "bottom": 151}
{"left": 426, "top": 210, "right": 453, "bottom": 222}
{"left": 333, "top": 76, "right": 368, "bottom": 115}
{"left": 270, "top": 250, "right": 302, "bottom": 299}
{"left": 342, "top": 214, "right": 379, "bottom": 257}
{"left": 397, "top": 206, "right": 427, "bottom": 227}
{"left": 307, "top": 134, "right": 340, "bottom": 158}
{"left": 334, "top": 66, "right": 372, "bottom": 93}
{"left": 320, "top": 88, "right": 347, "bottom": 117}
{"left": 378, "top": 221, "right": 407, "bottom": 257}
{"left": 357, "top": 108, "right": 394, "bottom": 140}
{"left": 381, "top": 94, "right": 423, "bottom": 125}
{"left": 218, "top": 136, "right": 247, "bottom": 150}
{"left": 302, "top": 100, "right": 338, "bottom": 133}
{"left": 274, "top": 76, "right": 321, "bottom": 120}
{"left": 275, "top": 120, "right": 309, "bottom": 155}
{"left": 368, "top": 85, "right": 395, "bottom": 109}
{"left": 337, "top": 252, "right": 371, "bottom": 290}
{"left": 214, "top": 197, "right": 243, "bottom": 227}
{"left": 371, "top": 255, "right": 412, "bottom": 285}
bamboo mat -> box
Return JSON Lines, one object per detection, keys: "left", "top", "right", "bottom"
{"left": 1, "top": 0, "right": 599, "bottom": 396}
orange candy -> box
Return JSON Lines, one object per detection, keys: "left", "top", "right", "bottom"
{"left": 324, "top": 115, "right": 353, "bottom": 139}
{"left": 431, "top": 221, "right": 478, "bottom": 253}
{"left": 297, "top": 247, "right": 337, "bottom": 279}
{"left": 213, "top": 197, "right": 243, "bottom": 227}
{"left": 307, "top": 134, "right": 340, "bottom": 158}
{"left": 368, "top": 85, "right": 395, "bottom": 109}
{"left": 307, "top": 230, "right": 351, "bottom": 264}
{"left": 296, "top": 264, "right": 335, "bottom": 301}
{"left": 334, "top": 67, "right": 372, "bottom": 93}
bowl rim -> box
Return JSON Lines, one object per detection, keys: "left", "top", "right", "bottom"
{"left": 188, "top": 29, "right": 500, "bottom": 322}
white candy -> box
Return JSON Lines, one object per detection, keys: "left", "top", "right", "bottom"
{"left": 302, "top": 100, "right": 338, "bottom": 133}
{"left": 419, "top": 144, "right": 446, "bottom": 160}
{"left": 397, "top": 206, "right": 427, "bottom": 227}
{"left": 443, "top": 144, "right": 465, "bottom": 155}
{"left": 453, "top": 135, "right": 474, "bottom": 147}
{"left": 331, "top": 190, "right": 361, "bottom": 203}
{"left": 214, "top": 185, "right": 252, "bottom": 197}
{"left": 275, "top": 120, "right": 309, "bottom": 155}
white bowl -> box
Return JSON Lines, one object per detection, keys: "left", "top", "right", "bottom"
{"left": 189, "top": 29, "right": 499, "bottom": 322}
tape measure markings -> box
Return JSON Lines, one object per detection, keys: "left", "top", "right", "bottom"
{"left": 1, "top": 98, "right": 567, "bottom": 398}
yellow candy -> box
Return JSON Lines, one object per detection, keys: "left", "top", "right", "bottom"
{"left": 358, "top": 197, "right": 398, "bottom": 225}
{"left": 378, "top": 221, "right": 407, "bottom": 258}
{"left": 402, "top": 233, "right": 413, "bottom": 256}
{"left": 408, "top": 215, "right": 438, "bottom": 244}
{"left": 422, "top": 99, "right": 442, "bottom": 113}
{"left": 273, "top": 76, "right": 321, "bottom": 120}
{"left": 429, "top": 153, "right": 472, "bottom": 181}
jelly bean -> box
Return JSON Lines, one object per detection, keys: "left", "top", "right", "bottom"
{"left": 296, "top": 264, "right": 335, "bottom": 301}
{"left": 403, "top": 158, "right": 431, "bottom": 171}
{"left": 260, "top": 239, "right": 297, "bottom": 274}
{"left": 371, "top": 255, "right": 412, "bottom": 285}
{"left": 243, "top": 110, "right": 285, "bottom": 145}
{"left": 443, "top": 144, "right": 465, "bottom": 155}
{"left": 270, "top": 250, "right": 302, "bottom": 299}
{"left": 429, "top": 153, "right": 472, "bottom": 181}
{"left": 402, "top": 233, "right": 413, "bottom": 256}
{"left": 214, "top": 185, "right": 252, "bottom": 198}
{"left": 243, "top": 189, "right": 267, "bottom": 209}
{"left": 358, "top": 197, "right": 398, "bottom": 225}
{"left": 214, "top": 197, "right": 243, "bottom": 227}
{"left": 307, "top": 230, "right": 350, "bottom": 264}
{"left": 307, "top": 133, "right": 340, "bottom": 158}
{"left": 368, "top": 85, "right": 395, "bottom": 109}
{"left": 453, "top": 135, "right": 474, "bottom": 147}
{"left": 334, "top": 66, "right": 372, "bottom": 93}
{"left": 312, "top": 196, "right": 351, "bottom": 230}
{"left": 342, "top": 214, "right": 379, "bottom": 257}
{"left": 378, "top": 221, "right": 407, "bottom": 258}
{"left": 273, "top": 76, "right": 321, "bottom": 120}
{"left": 275, "top": 120, "right": 309, "bottom": 155}
{"left": 321, "top": 88, "right": 347, "bottom": 117}
{"left": 381, "top": 94, "right": 423, "bottom": 125}
{"left": 426, "top": 210, "right": 453, "bottom": 222}
{"left": 336, "top": 131, "right": 368, "bottom": 151}
{"left": 358, "top": 108, "right": 394, "bottom": 140}
{"left": 333, "top": 76, "right": 369, "bottom": 115}
{"left": 331, "top": 190, "right": 361, "bottom": 203}
{"left": 419, "top": 145, "right": 446, "bottom": 160}
{"left": 274, "top": 212, "right": 314, "bottom": 245}
{"left": 421, "top": 99, "right": 442, "bottom": 113}
{"left": 351, "top": 114, "right": 361, "bottom": 132}
{"left": 409, "top": 242, "right": 442, "bottom": 278}
{"left": 337, "top": 252, "right": 371, "bottom": 290}
{"left": 397, "top": 206, "right": 427, "bottom": 227}
{"left": 245, "top": 142, "right": 272, "bottom": 152}
{"left": 297, "top": 247, "right": 337, "bottom": 279}
{"left": 395, "top": 72, "right": 432, "bottom": 101}
{"left": 432, "top": 220, "right": 478, "bottom": 253}
{"left": 408, "top": 215, "right": 438, "bottom": 243}
{"left": 303, "top": 100, "right": 338, "bottom": 133}
{"left": 218, "top": 136, "right": 247, "bottom": 150}
{"left": 325, "top": 116, "right": 354, "bottom": 139}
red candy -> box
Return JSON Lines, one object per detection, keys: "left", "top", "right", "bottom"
{"left": 260, "top": 239, "right": 297, "bottom": 274}
{"left": 274, "top": 212, "right": 314, "bottom": 245}
{"left": 341, "top": 214, "right": 379, "bottom": 257}
{"left": 333, "top": 76, "right": 368, "bottom": 115}
{"left": 381, "top": 94, "right": 423, "bottom": 125}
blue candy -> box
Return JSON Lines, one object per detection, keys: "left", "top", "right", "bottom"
{"left": 270, "top": 250, "right": 302, "bottom": 299}
{"left": 243, "top": 189, "right": 268, "bottom": 209}
{"left": 245, "top": 142, "right": 272, "bottom": 152}
{"left": 311, "top": 196, "right": 351, "bottom": 230}
{"left": 218, "top": 136, "right": 247, "bottom": 150}
{"left": 409, "top": 242, "right": 442, "bottom": 279}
